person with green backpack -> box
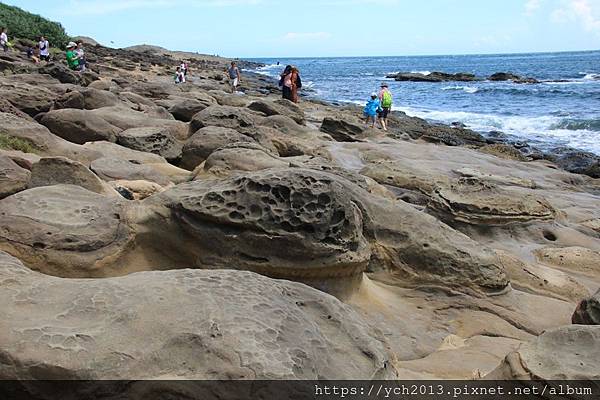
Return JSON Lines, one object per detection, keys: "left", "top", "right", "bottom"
{"left": 378, "top": 83, "right": 393, "bottom": 131}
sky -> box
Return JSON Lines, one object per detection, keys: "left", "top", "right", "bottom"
{"left": 2, "top": 0, "right": 600, "bottom": 57}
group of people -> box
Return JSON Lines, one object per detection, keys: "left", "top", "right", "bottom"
{"left": 65, "top": 41, "right": 87, "bottom": 71}
{"left": 279, "top": 65, "right": 302, "bottom": 103}
{"left": 363, "top": 83, "right": 393, "bottom": 131}
{"left": 26, "top": 35, "right": 50, "bottom": 63}
{"left": 174, "top": 61, "right": 190, "bottom": 84}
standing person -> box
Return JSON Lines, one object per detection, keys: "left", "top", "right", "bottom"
{"left": 75, "top": 41, "right": 87, "bottom": 71}
{"left": 280, "top": 65, "right": 302, "bottom": 103}
{"left": 363, "top": 92, "right": 381, "bottom": 128}
{"left": 227, "top": 61, "right": 241, "bottom": 93}
{"left": 39, "top": 35, "right": 50, "bottom": 61}
{"left": 180, "top": 61, "right": 189, "bottom": 77}
{"left": 174, "top": 66, "right": 185, "bottom": 83}
{"left": 65, "top": 42, "right": 80, "bottom": 71}
{"left": 0, "top": 28, "right": 9, "bottom": 52}
{"left": 378, "top": 83, "right": 393, "bottom": 131}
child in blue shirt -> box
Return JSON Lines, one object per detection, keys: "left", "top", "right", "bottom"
{"left": 363, "top": 92, "right": 381, "bottom": 128}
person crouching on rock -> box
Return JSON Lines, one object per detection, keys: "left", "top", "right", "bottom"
{"left": 280, "top": 65, "right": 302, "bottom": 103}
{"left": 65, "top": 42, "right": 81, "bottom": 71}
{"left": 378, "top": 83, "right": 393, "bottom": 131}
{"left": 364, "top": 92, "right": 382, "bottom": 128}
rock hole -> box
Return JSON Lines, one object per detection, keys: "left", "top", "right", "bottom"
{"left": 33, "top": 242, "right": 46, "bottom": 249}
{"left": 543, "top": 230, "right": 557, "bottom": 242}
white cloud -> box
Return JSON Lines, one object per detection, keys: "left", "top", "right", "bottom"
{"left": 551, "top": 0, "right": 600, "bottom": 35}
{"left": 282, "top": 32, "right": 332, "bottom": 40}
{"left": 59, "top": 0, "right": 263, "bottom": 16}
{"left": 525, "top": 0, "right": 543, "bottom": 15}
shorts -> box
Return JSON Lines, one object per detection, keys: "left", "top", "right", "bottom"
{"left": 231, "top": 78, "right": 239, "bottom": 87}
{"left": 40, "top": 54, "right": 49, "bottom": 61}
{"left": 378, "top": 107, "right": 391, "bottom": 118}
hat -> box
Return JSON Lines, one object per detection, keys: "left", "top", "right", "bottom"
{"left": 380, "top": 82, "right": 389, "bottom": 87}
{"left": 67, "top": 41, "right": 77, "bottom": 48}
{"left": 371, "top": 92, "right": 378, "bottom": 97}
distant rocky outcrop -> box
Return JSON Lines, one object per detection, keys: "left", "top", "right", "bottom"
{"left": 386, "top": 71, "right": 480, "bottom": 82}
{"left": 488, "top": 72, "right": 539, "bottom": 84}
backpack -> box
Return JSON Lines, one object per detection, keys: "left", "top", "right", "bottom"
{"left": 381, "top": 91, "right": 393, "bottom": 108}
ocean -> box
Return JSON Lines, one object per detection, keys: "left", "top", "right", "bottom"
{"left": 249, "top": 51, "right": 600, "bottom": 155}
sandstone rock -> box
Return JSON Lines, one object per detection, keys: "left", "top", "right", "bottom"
{"left": 88, "top": 79, "right": 118, "bottom": 91}
{"left": 428, "top": 178, "right": 555, "bottom": 225}
{"left": 80, "top": 88, "right": 120, "bottom": 109}
{"left": 82, "top": 141, "right": 167, "bottom": 164}
{"left": 550, "top": 150, "right": 600, "bottom": 178}
{"left": 0, "top": 251, "right": 394, "bottom": 381}
{"left": 209, "top": 91, "right": 250, "bottom": 107}
{"left": 91, "top": 157, "right": 172, "bottom": 186}
{"left": 572, "top": 289, "right": 600, "bottom": 325}
{"left": 116, "top": 126, "right": 182, "bottom": 161}
{"left": 204, "top": 143, "right": 289, "bottom": 173}
{"left": 189, "top": 105, "right": 261, "bottom": 136}
{"left": 320, "top": 116, "right": 365, "bottom": 142}
{"left": 38, "top": 63, "right": 78, "bottom": 84}
{"left": 421, "top": 126, "right": 487, "bottom": 147}
{"left": 169, "top": 97, "right": 216, "bottom": 122}
{"left": 80, "top": 70, "right": 101, "bottom": 86}
{"left": 118, "top": 91, "right": 156, "bottom": 107}
{"left": 0, "top": 150, "right": 40, "bottom": 170}
{"left": 29, "top": 157, "right": 110, "bottom": 195}
{"left": 0, "top": 185, "right": 133, "bottom": 277}
{"left": 0, "top": 78, "right": 57, "bottom": 116}
{"left": 181, "top": 126, "right": 255, "bottom": 170}
{"left": 0, "top": 98, "right": 33, "bottom": 120}
{"left": 0, "top": 155, "right": 30, "bottom": 199}
{"left": 480, "top": 144, "right": 528, "bottom": 161}
{"left": 40, "top": 109, "right": 120, "bottom": 144}
{"left": 248, "top": 99, "right": 305, "bottom": 125}
{"left": 54, "top": 91, "right": 85, "bottom": 110}
{"left": 108, "top": 179, "right": 164, "bottom": 200}
{"left": 361, "top": 160, "right": 446, "bottom": 195}
{"left": 0, "top": 112, "right": 101, "bottom": 165}
{"left": 534, "top": 246, "right": 600, "bottom": 276}
{"left": 486, "top": 325, "right": 600, "bottom": 380}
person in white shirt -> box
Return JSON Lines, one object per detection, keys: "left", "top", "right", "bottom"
{"left": 0, "top": 28, "right": 9, "bottom": 52}
{"left": 38, "top": 36, "right": 50, "bottom": 61}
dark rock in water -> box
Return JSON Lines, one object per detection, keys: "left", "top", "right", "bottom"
{"left": 573, "top": 289, "right": 600, "bottom": 325}
{"left": 451, "top": 121, "right": 467, "bottom": 128}
{"left": 320, "top": 116, "right": 365, "bottom": 142}
{"left": 421, "top": 125, "right": 487, "bottom": 147}
{"left": 39, "top": 63, "right": 78, "bottom": 84}
{"left": 485, "top": 130, "right": 510, "bottom": 143}
{"left": 390, "top": 71, "right": 479, "bottom": 82}
{"left": 488, "top": 72, "right": 539, "bottom": 84}
{"left": 547, "top": 148, "right": 600, "bottom": 178}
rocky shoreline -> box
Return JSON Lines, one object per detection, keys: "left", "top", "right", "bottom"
{"left": 0, "top": 41, "right": 599, "bottom": 390}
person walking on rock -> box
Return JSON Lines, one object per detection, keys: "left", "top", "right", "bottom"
{"left": 364, "top": 92, "right": 382, "bottom": 128}
{"left": 228, "top": 61, "right": 241, "bottom": 93}
{"left": 280, "top": 65, "right": 302, "bottom": 103}
{"left": 39, "top": 35, "right": 50, "bottom": 61}
{"left": 378, "top": 83, "right": 393, "bottom": 131}
{"left": 1, "top": 28, "right": 9, "bottom": 52}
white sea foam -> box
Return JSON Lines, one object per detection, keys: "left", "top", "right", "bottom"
{"left": 441, "top": 85, "right": 479, "bottom": 93}
{"left": 410, "top": 70, "right": 432, "bottom": 75}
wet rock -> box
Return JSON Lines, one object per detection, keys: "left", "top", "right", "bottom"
{"left": 181, "top": 126, "right": 255, "bottom": 170}
{"left": 572, "top": 289, "right": 600, "bottom": 325}
{"left": 549, "top": 149, "right": 600, "bottom": 178}
{"left": 486, "top": 325, "right": 600, "bottom": 380}
{"left": 0, "top": 185, "right": 133, "bottom": 277}
{"left": 40, "top": 109, "right": 120, "bottom": 144}
{"left": 0, "top": 155, "right": 30, "bottom": 199}
{"left": 421, "top": 126, "right": 487, "bottom": 147}
{"left": 320, "top": 116, "right": 365, "bottom": 142}
{"left": 0, "top": 251, "right": 395, "bottom": 380}
{"left": 488, "top": 72, "right": 539, "bottom": 84}
{"left": 390, "top": 71, "right": 479, "bottom": 82}
{"left": 428, "top": 178, "right": 555, "bottom": 225}
{"left": 480, "top": 144, "right": 528, "bottom": 161}
{"left": 91, "top": 157, "right": 172, "bottom": 186}
{"left": 29, "top": 156, "right": 110, "bottom": 195}
{"left": 116, "top": 126, "right": 182, "bottom": 162}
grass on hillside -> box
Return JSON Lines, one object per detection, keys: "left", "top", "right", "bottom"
{"left": 0, "top": 133, "right": 37, "bottom": 153}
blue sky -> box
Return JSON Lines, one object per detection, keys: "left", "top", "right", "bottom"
{"left": 3, "top": 0, "right": 600, "bottom": 57}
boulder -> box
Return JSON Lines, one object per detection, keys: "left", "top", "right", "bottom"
{"left": 91, "top": 157, "right": 172, "bottom": 186}
{"left": 0, "top": 155, "right": 30, "bottom": 199}
{"left": 189, "top": 105, "right": 261, "bottom": 135}
{"left": 550, "top": 149, "right": 600, "bottom": 178}
{"left": 0, "top": 251, "right": 395, "bottom": 381}
{"left": 0, "top": 77, "right": 58, "bottom": 117}
{"left": 486, "top": 325, "right": 600, "bottom": 380}
{"left": 29, "top": 156, "right": 110, "bottom": 195}
{"left": 80, "top": 88, "right": 120, "bottom": 109}
{"left": 421, "top": 126, "right": 487, "bottom": 147}
{"left": 428, "top": 178, "right": 556, "bottom": 225}
{"left": 0, "top": 112, "right": 101, "bottom": 165}
{"left": 82, "top": 141, "right": 167, "bottom": 165}
{"left": 54, "top": 91, "right": 86, "bottom": 110}
{"left": 320, "top": 116, "right": 365, "bottom": 142}
{"left": 479, "top": 144, "right": 528, "bottom": 161}
{"left": 0, "top": 185, "right": 133, "bottom": 277}
{"left": 169, "top": 97, "right": 217, "bottom": 122}
{"left": 204, "top": 143, "right": 289, "bottom": 173}
{"left": 40, "top": 109, "right": 120, "bottom": 144}
{"left": 390, "top": 71, "right": 479, "bottom": 82}
{"left": 38, "top": 63, "right": 78, "bottom": 84}
{"left": 181, "top": 126, "right": 254, "bottom": 170}
{"left": 572, "top": 289, "right": 600, "bottom": 325}
{"left": 108, "top": 179, "right": 164, "bottom": 200}
{"left": 80, "top": 70, "right": 101, "bottom": 86}
{"left": 118, "top": 91, "right": 156, "bottom": 107}
{"left": 488, "top": 72, "right": 539, "bottom": 84}
{"left": 248, "top": 99, "right": 305, "bottom": 125}
{"left": 116, "top": 126, "right": 182, "bottom": 162}
{"left": 0, "top": 150, "right": 40, "bottom": 170}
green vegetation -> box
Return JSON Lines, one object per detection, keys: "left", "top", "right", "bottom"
{"left": 0, "top": 133, "right": 36, "bottom": 153}
{"left": 0, "top": 2, "right": 70, "bottom": 48}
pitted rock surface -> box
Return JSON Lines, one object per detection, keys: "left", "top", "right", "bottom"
{"left": 189, "top": 105, "right": 261, "bottom": 135}
{"left": 0, "top": 185, "right": 133, "bottom": 277}
{"left": 0, "top": 252, "right": 395, "bottom": 380}
{"left": 116, "top": 126, "right": 182, "bottom": 162}
{"left": 429, "top": 177, "right": 556, "bottom": 225}
{"left": 572, "top": 289, "right": 600, "bottom": 325}
{"left": 181, "top": 126, "right": 254, "bottom": 170}
{"left": 160, "top": 168, "right": 371, "bottom": 278}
